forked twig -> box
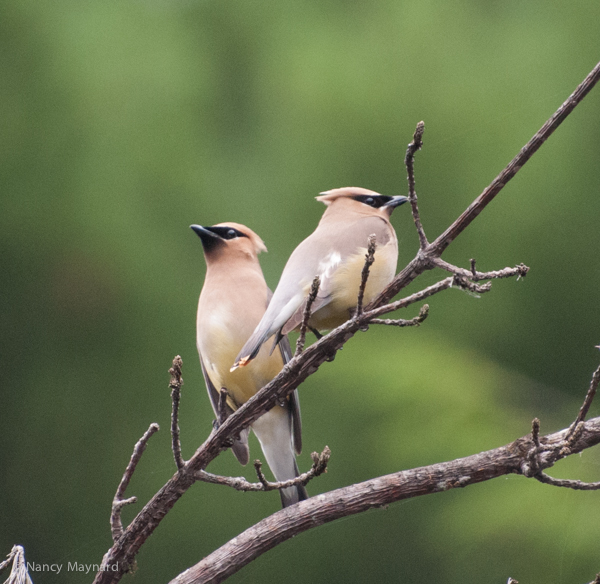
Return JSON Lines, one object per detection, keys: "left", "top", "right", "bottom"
{"left": 405, "top": 121, "right": 428, "bottom": 249}
{"left": 169, "top": 356, "right": 185, "bottom": 471}
{"left": 94, "top": 61, "right": 600, "bottom": 584}
{"left": 294, "top": 276, "right": 321, "bottom": 358}
{"left": 355, "top": 235, "right": 377, "bottom": 317}
{"left": 0, "top": 545, "right": 33, "bottom": 584}
{"left": 525, "top": 364, "right": 600, "bottom": 490}
{"left": 371, "top": 304, "right": 429, "bottom": 327}
{"left": 253, "top": 446, "right": 331, "bottom": 492}
{"left": 110, "top": 422, "right": 160, "bottom": 542}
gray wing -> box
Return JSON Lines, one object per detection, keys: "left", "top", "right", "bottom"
{"left": 268, "top": 288, "right": 303, "bottom": 456}
{"left": 199, "top": 352, "right": 250, "bottom": 465}
{"left": 277, "top": 333, "right": 303, "bottom": 455}
{"left": 282, "top": 215, "right": 392, "bottom": 335}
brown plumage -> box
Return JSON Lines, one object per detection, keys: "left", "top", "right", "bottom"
{"left": 233, "top": 188, "right": 408, "bottom": 368}
{"left": 192, "top": 222, "right": 307, "bottom": 508}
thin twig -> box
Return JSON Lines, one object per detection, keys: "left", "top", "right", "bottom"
{"left": 435, "top": 258, "right": 530, "bottom": 281}
{"left": 364, "top": 273, "right": 493, "bottom": 323}
{"left": 525, "top": 366, "right": 600, "bottom": 489}
{"left": 110, "top": 422, "right": 160, "bottom": 542}
{"left": 252, "top": 446, "right": 331, "bottom": 492}
{"left": 0, "top": 546, "right": 33, "bottom": 584}
{"left": 371, "top": 304, "right": 429, "bottom": 327}
{"left": 452, "top": 275, "right": 493, "bottom": 295}
{"left": 405, "top": 121, "right": 428, "bottom": 249}
{"left": 533, "top": 472, "right": 600, "bottom": 490}
{"left": 94, "top": 62, "right": 600, "bottom": 584}
{"left": 570, "top": 363, "right": 600, "bottom": 431}
{"left": 169, "top": 356, "right": 185, "bottom": 471}
{"left": 366, "top": 277, "right": 454, "bottom": 320}
{"left": 372, "top": 61, "right": 600, "bottom": 311}
{"left": 356, "top": 235, "right": 377, "bottom": 316}
{"left": 429, "top": 62, "right": 600, "bottom": 256}
{"left": 294, "top": 277, "right": 321, "bottom": 358}
{"left": 169, "top": 416, "right": 600, "bottom": 584}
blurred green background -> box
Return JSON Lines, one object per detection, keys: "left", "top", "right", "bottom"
{"left": 1, "top": 0, "right": 600, "bottom": 582}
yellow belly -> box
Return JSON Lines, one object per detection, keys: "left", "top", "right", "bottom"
{"left": 310, "top": 243, "right": 397, "bottom": 330}
{"left": 200, "top": 313, "right": 284, "bottom": 409}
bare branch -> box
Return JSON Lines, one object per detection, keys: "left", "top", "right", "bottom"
{"left": 570, "top": 363, "right": 600, "bottom": 430}
{"left": 428, "top": 60, "right": 600, "bottom": 257}
{"left": 194, "top": 446, "right": 331, "bottom": 493}
{"left": 405, "top": 121, "right": 428, "bottom": 249}
{"left": 169, "top": 356, "right": 185, "bottom": 471}
{"left": 434, "top": 258, "right": 530, "bottom": 281}
{"left": 371, "top": 304, "right": 429, "bottom": 327}
{"left": 372, "top": 60, "right": 600, "bottom": 310}
{"left": 0, "top": 545, "right": 33, "bottom": 584}
{"left": 366, "top": 277, "right": 454, "bottom": 320}
{"left": 533, "top": 472, "right": 600, "bottom": 491}
{"left": 110, "top": 422, "right": 160, "bottom": 543}
{"left": 294, "top": 276, "right": 321, "bottom": 358}
{"left": 168, "top": 416, "right": 600, "bottom": 584}
{"left": 356, "top": 235, "right": 377, "bottom": 316}
{"left": 94, "top": 62, "right": 600, "bottom": 584}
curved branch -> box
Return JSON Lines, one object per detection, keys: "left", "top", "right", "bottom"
{"left": 93, "top": 60, "right": 600, "bottom": 584}
{"left": 371, "top": 59, "right": 600, "bottom": 308}
{"left": 169, "top": 416, "right": 600, "bottom": 584}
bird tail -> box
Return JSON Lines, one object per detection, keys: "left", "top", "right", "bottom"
{"left": 279, "top": 459, "right": 309, "bottom": 508}
{"left": 251, "top": 406, "right": 308, "bottom": 508}
{"left": 232, "top": 319, "right": 276, "bottom": 370}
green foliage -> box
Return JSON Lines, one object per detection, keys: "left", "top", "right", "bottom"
{"left": 1, "top": 0, "right": 599, "bottom": 582}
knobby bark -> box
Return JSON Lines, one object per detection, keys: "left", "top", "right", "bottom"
{"left": 170, "top": 417, "right": 600, "bottom": 584}
{"left": 88, "top": 60, "right": 600, "bottom": 584}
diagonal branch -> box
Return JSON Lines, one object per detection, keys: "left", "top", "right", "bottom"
{"left": 371, "top": 59, "right": 600, "bottom": 309}
{"left": 93, "top": 61, "right": 600, "bottom": 584}
{"left": 168, "top": 415, "right": 600, "bottom": 584}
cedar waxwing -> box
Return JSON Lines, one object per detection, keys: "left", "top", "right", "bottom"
{"left": 233, "top": 187, "right": 408, "bottom": 369}
{"left": 192, "top": 222, "right": 308, "bottom": 508}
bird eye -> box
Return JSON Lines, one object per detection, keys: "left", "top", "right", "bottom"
{"left": 364, "top": 197, "right": 374, "bottom": 206}
{"left": 227, "top": 229, "right": 237, "bottom": 239}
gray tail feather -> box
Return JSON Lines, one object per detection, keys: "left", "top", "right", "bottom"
{"left": 279, "top": 459, "right": 309, "bottom": 508}
{"left": 234, "top": 324, "right": 273, "bottom": 366}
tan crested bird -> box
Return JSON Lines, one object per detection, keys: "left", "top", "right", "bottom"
{"left": 192, "top": 222, "right": 307, "bottom": 508}
{"left": 232, "top": 187, "right": 408, "bottom": 369}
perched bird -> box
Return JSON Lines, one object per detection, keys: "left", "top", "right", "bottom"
{"left": 233, "top": 187, "right": 408, "bottom": 369}
{"left": 192, "top": 222, "right": 307, "bottom": 508}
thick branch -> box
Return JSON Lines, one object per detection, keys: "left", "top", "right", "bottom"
{"left": 429, "top": 60, "right": 600, "bottom": 256}
{"left": 93, "top": 61, "right": 600, "bottom": 584}
{"left": 371, "top": 60, "right": 600, "bottom": 308}
{"left": 169, "top": 416, "right": 600, "bottom": 584}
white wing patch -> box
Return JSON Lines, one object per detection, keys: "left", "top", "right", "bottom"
{"left": 318, "top": 251, "right": 342, "bottom": 281}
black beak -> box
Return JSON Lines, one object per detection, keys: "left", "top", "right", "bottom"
{"left": 382, "top": 195, "right": 409, "bottom": 210}
{"left": 191, "top": 224, "right": 221, "bottom": 251}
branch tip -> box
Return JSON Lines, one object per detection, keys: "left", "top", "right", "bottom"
{"left": 294, "top": 276, "right": 321, "bottom": 358}
{"left": 356, "top": 235, "right": 377, "bottom": 316}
